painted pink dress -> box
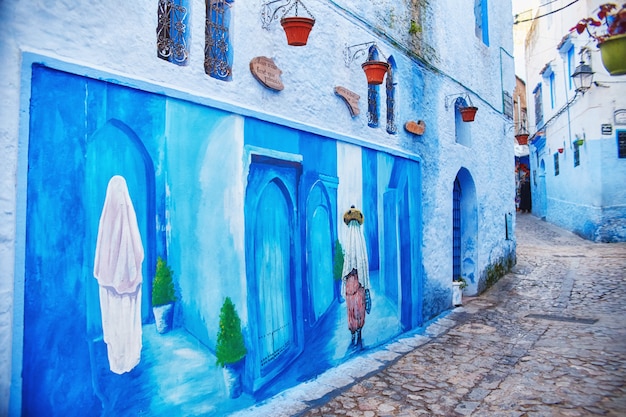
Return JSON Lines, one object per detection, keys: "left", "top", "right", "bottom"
{"left": 344, "top": 268, "right": 366, "bottom": 333}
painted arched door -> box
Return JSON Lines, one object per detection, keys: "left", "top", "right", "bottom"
{"left": 245, "top": 157, "right": 302, "bottom": 390}
{"left": 306, "top": 182, "right": 334, "bottom": 323}
{"left": 85, "top": 120, "right": 156, "bottom": 333}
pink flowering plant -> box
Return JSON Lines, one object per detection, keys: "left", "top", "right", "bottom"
{"left": 571, "top": 3, "right": 626, "bottom": 43}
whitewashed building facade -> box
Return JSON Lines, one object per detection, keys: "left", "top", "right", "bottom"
{"left": 0, "top": 1, "right": 515, "bottom": 415}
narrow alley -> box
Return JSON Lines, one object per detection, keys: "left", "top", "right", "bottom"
{"left": 235, "top": 214, "right": 626, "bottom": 417}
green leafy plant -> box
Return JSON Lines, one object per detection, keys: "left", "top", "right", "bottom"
{"left": 454, "top": 276, "right": 467, "bottom": 290}
{"left": 216, "top": 297, "right": 247, "bottom": 367}
{"left": 333, "top": 239, "right": 345, "bottom": 281}
{"left": 409, "top": 20, "right": 421, "bottom": 35}
{"left": 152, "top": 257, "right": 176, "bottom": 306}
{"left": 570, "top": 3, "right": 626, "bottom": 44}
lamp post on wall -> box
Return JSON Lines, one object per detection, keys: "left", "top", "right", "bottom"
{"left": 571, "top": 59, "right": 594, "bottom": 95}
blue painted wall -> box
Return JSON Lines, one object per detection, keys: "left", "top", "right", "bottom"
{"left": 21, "top": 65, "right": 425, "bottom": 415}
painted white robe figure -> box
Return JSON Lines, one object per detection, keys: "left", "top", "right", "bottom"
{"left": 341, "top": 206, "right": 370, "bottom": 345}
{"left": 94, "top": 175, "right": 144, "bottom": 374}
{"left": 341, "top": 206, "right": 370, "bottom": 292}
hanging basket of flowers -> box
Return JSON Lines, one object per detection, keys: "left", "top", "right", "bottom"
{"left": 571, "top": 3, "right": 626, "bottom": 75}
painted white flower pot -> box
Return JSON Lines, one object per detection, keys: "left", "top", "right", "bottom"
{"left": 153, "top": 303, "right": 174, "bottom": 334}
{"left": 222, "top": 361, "right": 243, "bottom": 398}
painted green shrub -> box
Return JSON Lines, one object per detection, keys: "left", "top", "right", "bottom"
{"left": 152, "top": 256, "right": 176, "bottom": 306}
{"left": 216, "top": 297, "right": 247, "bottom": 367}
{"left": 333, "top": 239, "right": 344, "bottom": 281}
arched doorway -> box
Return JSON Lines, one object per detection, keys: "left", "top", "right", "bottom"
{"left": 452, "top": 168, "right": 478, "bottom": 293}
{"left": 244, "top": 156, "right": 303, "bottom": 391}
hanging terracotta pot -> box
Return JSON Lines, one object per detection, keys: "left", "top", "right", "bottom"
{"left": 558, "top": 148, "right": 564, "bottom": 153}
{"left": 459, "top": 106, "right": 478, "bottom": 122}
{"left": 281, "top": 16, "right": 315, "bottom": 46}
{"left": 361, "top": 61, "right": 389, "bottom": 85}
{"left": 515, "top": 133, "right": 529, "bottom": 145}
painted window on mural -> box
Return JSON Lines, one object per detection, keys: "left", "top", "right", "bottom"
{"left": 157, "top": 0, "right": 190, "bottom": 65}
{"left": 386, "top": 56, "right": 397, "bottom": 135}
{"left": 205, "top": 0, "right": 234, "bottom": 81}
{"left": 474, "top": 0, "right": 489, "bottom": 46}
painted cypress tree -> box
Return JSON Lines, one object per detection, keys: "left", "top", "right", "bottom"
{"left": 216, "top": 297, "right": 247, "bottom": 367}
{"left": 152, "top": 257, "right": 176, "bottom": 306}
{"left": 333, "top": 239, "right": 345, "bottom": 280}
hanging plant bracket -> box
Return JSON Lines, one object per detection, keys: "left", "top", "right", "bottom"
{"left": 343, "top": 42, "right": 387, "bottom": 67}
{"left": 261, "top": 0, "right": 314, "bottom": 30}
{"left": 445, "top": 92, "right": 478, "bottom": 122}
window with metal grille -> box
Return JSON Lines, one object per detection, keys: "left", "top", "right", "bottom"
{"left": 574, "top": 143, "right": 580, "bottom": 167}
{"left": 452, "top": 178, "right": 461, "bottom": 279}
{"left": 554, "top": 152, "right": 559, "bottom": 176}
{"left": 618, "top": 130, "right": 626, "bottom": 158}
{"left": 205, "top": 0, "right": 234, "bottom": 81}
{"left": 367, "top": 46, "right": 380, "bottom": 128}
{"left": 386, "top": 56, "right": 397, "bottom": 134}
{"left": 533, "top": 83, "right": 543, "bottom": 128}
{"left": 157, "top": 0, "right": 190, "bottom": 65}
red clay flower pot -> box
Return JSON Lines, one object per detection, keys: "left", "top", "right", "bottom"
{"left": 361, "top": 61, "right": 389, "bottom": 85}
{"left": 280, "top": 17, "right": 315, "bottom": 46}
{"left": 515, "top": 133, "right": 529, "bottom": 145}
{"left": 459, "top": 106, "right": 478, "bottom": 122}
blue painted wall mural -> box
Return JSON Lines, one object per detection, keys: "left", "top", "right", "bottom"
{"left": 21, "top": 65, "right": 423, "bottom": 415}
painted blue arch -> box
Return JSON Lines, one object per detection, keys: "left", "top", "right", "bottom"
{"left": 244, "top": 156, "right": 303, "bottom": 392}
{"left": 383, "top": 157, "right": 422, "bottom": 330}
{"left": 85, "top": 119, "right": 157, "bottom": 333}
{"left": 305, "top": 180, "right": 335, "bottom": 324}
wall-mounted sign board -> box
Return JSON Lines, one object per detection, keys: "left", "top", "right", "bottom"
{"left": 404, "top": 120, "right": 426, "bottom": 135}
{"left": 334, "top": 86, "right": 360, "bottom": 117}
{"left": 250, "top": 56, "right": 284, "bottom": 91}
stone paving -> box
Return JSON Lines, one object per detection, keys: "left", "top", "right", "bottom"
{"left": 233, "top": 214, "right": 626, "bottom": 417}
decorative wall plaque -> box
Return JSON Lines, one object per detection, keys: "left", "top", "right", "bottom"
{"left": 250, "top": 56, "right": 284, "bottom": 91}
{"left": 615, "top": 109, "right": 626, "bottom": 125}
{"left": 334, "top": 86, "right": 360, "bottom": 117}
{"left": 404, "top": 120, "right": 426, "bottom": 135}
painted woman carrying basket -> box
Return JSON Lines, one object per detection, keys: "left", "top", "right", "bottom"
{"left": 341, "top": 206, "right": 371, "bottom": 346}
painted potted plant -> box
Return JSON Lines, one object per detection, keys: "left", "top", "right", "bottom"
{"left": 333, "top": 239, "right": 345, "bottom": 300}
{"left": 216, "top": 297, "right": 247, "bottom": 399}
{"left": 452, "top": 277, "right": 467, "bottom": 307}
{"left": 152, "top": 256, "right": 177, "bottom": 334}
{"left": 571, "top": 3, "right": 626, "bottom": 75}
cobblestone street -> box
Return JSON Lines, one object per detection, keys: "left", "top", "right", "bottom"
{"left": 235, "top": 214, "right": 626, "bottom": 417}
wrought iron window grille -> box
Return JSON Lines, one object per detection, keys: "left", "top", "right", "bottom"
{"left": 157, "top": 0, "right": 189, "bottom": 65}
{"left": 205, "top": 0, "right": 234, "bottom": 80}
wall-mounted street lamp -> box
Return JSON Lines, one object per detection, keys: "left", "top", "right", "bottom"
{"left": 571, "top": 50, "right": 594, "bottom": 95}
